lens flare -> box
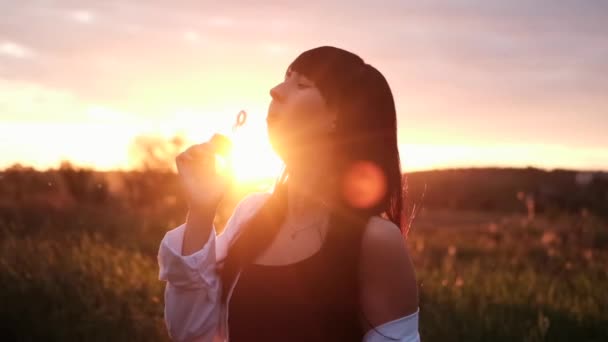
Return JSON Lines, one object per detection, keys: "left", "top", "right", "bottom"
{"left": 342, "top": 160, "right": 387, "bottom": 209}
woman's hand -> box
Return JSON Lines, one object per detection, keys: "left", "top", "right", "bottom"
{"left": 176, "top": 134, "right": 233, "bottom": 216}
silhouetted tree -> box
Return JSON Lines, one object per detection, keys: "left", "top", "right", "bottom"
{"left": 123, "top": 134, "right": 186, "bottom": 210}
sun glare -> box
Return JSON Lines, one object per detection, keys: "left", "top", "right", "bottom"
{"left": 228, "top": 126, "right": 283, "bottom": 182}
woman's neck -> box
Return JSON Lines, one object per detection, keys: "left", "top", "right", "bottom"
{"left": 285, "top": 164, "right": 333, "bottom": 222}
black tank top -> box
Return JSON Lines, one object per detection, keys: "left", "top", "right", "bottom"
{"left": 228, "top": 244, "right": 363, "bottom": 341}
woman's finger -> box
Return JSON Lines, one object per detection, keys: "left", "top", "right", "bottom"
{"left": 188, "top": 144, "right": 215, "bottom": 160}
{"left": 177, "top": 151, "right": 192, "bottom": 162}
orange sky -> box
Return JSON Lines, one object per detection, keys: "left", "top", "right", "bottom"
{"left": 1, "top": 1, "right": 607, "bottom": 177}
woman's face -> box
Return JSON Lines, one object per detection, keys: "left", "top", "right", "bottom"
{"left": 267, "top": 69, "right": 336, "bottom": 164}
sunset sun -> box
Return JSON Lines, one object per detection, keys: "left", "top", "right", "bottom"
{"left": 219, "top": 121, "right": 284, "bottom": 183}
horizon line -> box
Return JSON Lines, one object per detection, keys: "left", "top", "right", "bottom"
{"left": 2, "top": 163, "right": 606, "bottom": 175}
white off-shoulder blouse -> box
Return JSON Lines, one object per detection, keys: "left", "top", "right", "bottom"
{"left": 158, "top": 192, "right": 420, "bottom": 342}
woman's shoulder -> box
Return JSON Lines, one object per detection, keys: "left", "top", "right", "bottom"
{"left": 364, "top": 216, "right": 413, "bottom": 248}
{"left": 359, "top": 216, "right": 419, "bottom": 328}
{"left": 216, "top": 191, "right": 272, "bottom": 260}
{"left": 235, "top": 191, "right": 272, "bottom": 214}
{"left": 360, "top": 216, "right": 413, "bottom": 276}
{"left": 360, "top": 216, "right": 411, "bottom": 273}
{"left": 223, "top": 191, "right": 272, "bottom": 233}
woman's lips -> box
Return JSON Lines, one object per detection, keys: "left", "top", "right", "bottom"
{"left": 267, "top": 101, "right": 283, "bottom": 118}
{"left": 266, "top": 108, "right": 280, "bottom": 125}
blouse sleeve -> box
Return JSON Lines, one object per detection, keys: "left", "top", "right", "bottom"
{"left": 158, "top": 222, "right": 221, "bottom": 342}
{"left": 157, "top": 192, "right": 270, "bottom": 341}
{"left": 362, "top": 309, "right": 420, "bottom": 342}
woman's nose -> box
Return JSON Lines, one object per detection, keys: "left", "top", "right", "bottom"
{"left": 270, "top": 84, "right": 285, "bottom": 102}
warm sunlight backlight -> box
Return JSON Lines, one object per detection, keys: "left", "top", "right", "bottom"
{"left": 223, "top": 124, "right": 283, "bottom": 182}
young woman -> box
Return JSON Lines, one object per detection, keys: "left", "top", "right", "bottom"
{"left": 158, "top": 46, "right": 420, "bottom": 341}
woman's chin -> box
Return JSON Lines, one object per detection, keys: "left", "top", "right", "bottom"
{"left": 268, "top": 134, "right": 325, "bottom": 167}
{"left": 268, "top": 138, "right": 288, "bottom": 162}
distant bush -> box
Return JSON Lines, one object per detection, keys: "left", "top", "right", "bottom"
{"left": 406, "top": 167, "right": 608, "bottom": 218}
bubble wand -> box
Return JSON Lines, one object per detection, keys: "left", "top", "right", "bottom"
{"left": 212, "top": 110, "right": 247, "bottom": 172}
{"left": 232, "top": 110, "right": 247, "bottom": 136}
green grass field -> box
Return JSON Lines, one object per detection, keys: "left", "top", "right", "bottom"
{"left": 1, "top": 196, "right": 606, "bottom": 341}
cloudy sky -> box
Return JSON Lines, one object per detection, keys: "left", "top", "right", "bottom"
{"left": 1, "top": 0, "right": 607, "bottom": 172}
